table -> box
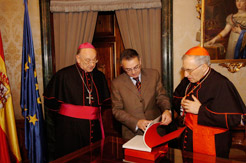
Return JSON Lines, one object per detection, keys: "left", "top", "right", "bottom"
{"left": 51, "top": 136, "right": 244, "bottom": 163}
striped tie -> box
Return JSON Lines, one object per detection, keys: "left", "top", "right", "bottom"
{"left": 133, "top": 77, "right": 141, "bottom": 93}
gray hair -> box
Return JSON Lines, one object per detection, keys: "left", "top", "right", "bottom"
{"left": 182, "top": 54, "right": 210, "bottom": 66}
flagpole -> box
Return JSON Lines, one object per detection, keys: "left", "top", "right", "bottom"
{"left": 200, "top": 0, "right": 205, "bottom": 47}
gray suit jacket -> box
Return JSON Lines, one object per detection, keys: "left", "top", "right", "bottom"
{"left": 111, "top": 68, "right": 170, "bottom": 139}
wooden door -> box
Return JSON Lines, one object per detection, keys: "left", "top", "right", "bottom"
{"left": 93, "top": 11, "right": 124, "bottom": 137}
{"left": 93, "top": 11, "right": 124, "bottom": 88}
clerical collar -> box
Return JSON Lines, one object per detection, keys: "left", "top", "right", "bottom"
{"left": 185, "top": 67, "right": 211, "bottom": 97}
{"left": 196, "top": 67, "right": 210, "bottom": 85}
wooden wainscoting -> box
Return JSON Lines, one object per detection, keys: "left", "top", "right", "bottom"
{"left": 16, "top": 119, "right": 29, "bottom": 163}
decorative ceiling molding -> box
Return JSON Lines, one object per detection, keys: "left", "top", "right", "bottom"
{"left": 50, "top": 0, "right": 162, "bottom": 12}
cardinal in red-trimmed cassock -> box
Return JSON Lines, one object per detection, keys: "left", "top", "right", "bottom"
{"left": 173, "top": 46, "right": 246, "bottom": 158}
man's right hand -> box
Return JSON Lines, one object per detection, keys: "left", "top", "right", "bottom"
{"left": 137, "top": 119, "right": 152, "bottom": 131}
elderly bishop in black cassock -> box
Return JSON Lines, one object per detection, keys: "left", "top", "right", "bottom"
{"left": 44, "top": 43, "right": 110, "bottom": 159}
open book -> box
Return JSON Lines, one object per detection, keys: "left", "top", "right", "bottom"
{"left": 122, "top": 116, "right": 185, "bottom": 152}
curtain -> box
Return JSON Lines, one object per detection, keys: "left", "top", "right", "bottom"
{"left": 53, "top": 11, "right": 98, "bottom": 71}
{"left": 51, "top": 0, "right": 162, "bottom": 72}
{"left": 116, "top": 8, "right": 161, "bottom": 73}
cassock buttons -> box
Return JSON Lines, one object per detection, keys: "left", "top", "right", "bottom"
{"left": 183, "top": 129, "right": 188, "bottom": 150}
{"left": 183, "top": 140, "right": 187, "bottom": 149}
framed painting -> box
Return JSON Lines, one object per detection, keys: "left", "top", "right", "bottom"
{"left": 197, "top": 0, "right": 246, "bottom": 72}
{"left": 199, "top": 0, "right": 246, "bottom": 62}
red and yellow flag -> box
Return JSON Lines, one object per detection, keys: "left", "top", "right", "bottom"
{"left": 0, "top": 31, "right": 21, "bottom": 162}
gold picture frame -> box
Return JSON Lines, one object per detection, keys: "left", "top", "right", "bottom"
{"left": 196, "top": 0, "right": 246, "bottom": 72}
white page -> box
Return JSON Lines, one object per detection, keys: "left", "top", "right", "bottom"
{"left": 122, "top": 135, "right": 151, "bottom": 152}
{"left": 122, "top": 115, "right": 161, "bottom": 152}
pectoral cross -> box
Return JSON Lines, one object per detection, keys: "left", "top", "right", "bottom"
{"left": 86, "top": 92, "right": 94, "bottom": 104}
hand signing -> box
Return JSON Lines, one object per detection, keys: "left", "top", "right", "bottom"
{"left": 137, "top": 119, "right": 152, "bottom": 131}
{"left": 181, "top": 95, "right": 201, "bottom": 114}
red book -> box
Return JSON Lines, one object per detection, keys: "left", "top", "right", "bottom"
{"left": 124, "top": 155, "right": 162, "bottom": 163}
{"left": 124, "top": 144, "right": 168, "bottom": 161}
{"left": 123, "top": 117, "right": 186, "bottom": 161}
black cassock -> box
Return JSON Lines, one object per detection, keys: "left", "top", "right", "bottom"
{"left": 173, "top": 68, "right": 246, "bottom": 158}
{"left": 44, "top": 64, "right": 110, "bottom": 159}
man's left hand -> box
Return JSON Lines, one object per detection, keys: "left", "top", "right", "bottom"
{"left": 161, "top": 110, "right": 172, "bottom": 125}
{"left": 182, "top": 95, "right": 201, "bottom": 114}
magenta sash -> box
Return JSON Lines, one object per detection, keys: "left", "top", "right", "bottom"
{"left": 59, "top": 104, "right": 105, "bottom": 139}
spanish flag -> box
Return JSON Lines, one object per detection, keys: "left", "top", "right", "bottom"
{"left": 0, "top": 32, "right": 21, "bottom": 162}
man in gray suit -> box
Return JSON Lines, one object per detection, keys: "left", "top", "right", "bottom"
{"left": 111, "top": 49, "right": 172, "bottom": 139}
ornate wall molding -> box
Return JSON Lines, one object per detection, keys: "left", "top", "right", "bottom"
{"left": 219, "top": 62, "right": 246, "bottom": 73}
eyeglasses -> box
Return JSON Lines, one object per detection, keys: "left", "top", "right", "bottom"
{"left": 82, "top": 58, "right": 98, "bottom": 65}
{"left": 181, "top": 64, "right": 202, "bottom": 74}
{"left": 124, "top": 64, "right": 141, "bottom": 73}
